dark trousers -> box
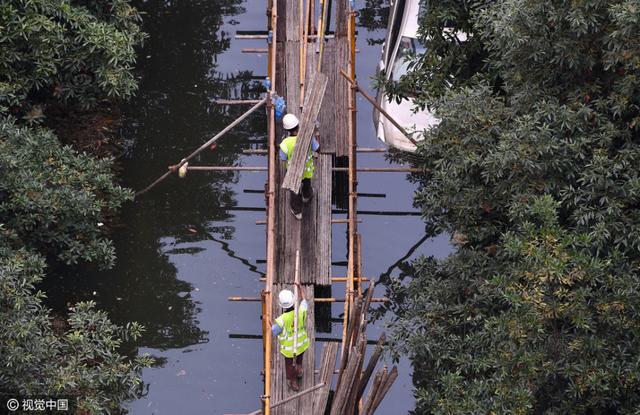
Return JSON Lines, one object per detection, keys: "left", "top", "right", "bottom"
{"left": 284, "top": 353, "right": 304, "bottom": 382}
{"left": 289, "top": 178, "right": 313, "bottom": 215}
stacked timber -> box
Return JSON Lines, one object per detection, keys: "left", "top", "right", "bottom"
{"left": 326, "top": 285, "right": 398, "bottom": 415}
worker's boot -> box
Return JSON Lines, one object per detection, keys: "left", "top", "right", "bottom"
{"left": 287, "top": 378, "right": 300, "bottom": 392}
{"left": 290, "top": 191, "right": 302, "bottom": 220}
{"left": 301, "top": 179, "right": 313, "bottom": 203}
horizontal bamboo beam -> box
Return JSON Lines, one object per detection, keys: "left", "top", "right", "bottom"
{"left": 225, "top": 383, "right": 325, "bottom": 415}
{"left": 235, "top": 34, "right": 336, "bottom": 40}
{"left": 241, "top": 48, "right": 269, "bottom": 53}
{"left": 258, "top": 276, "right": 370, "bottom": 282}
{"left": 136, "top": 97, "right": 267, "bottom": 196}
{"left": 187, "top": 166, "right": 267, "bottom": 172}
{"left": 242, "top": 147, "right": 386, "bottom": 155}
{"left": 229, "top": 333, "right": 383, "bottom": 345}
{"left": 214, "top": 99, "right": 263, "bottom": 105}
{"left": 333, "top": 167, "right": 421, "bottom": 173}
{"left": 228, "top": 296, "right": 387, "bottom": 303}
{"left": 356, "top": 147, "right": 387, "bottom": 153}
{"left": 186, "top": 166, "right": 420, "bottom": 173}
{"left": 255, "top": 218, "right": 361, "bottom": 225}
{"left": 245, "top": 189, "right": 383, "bottom": 198}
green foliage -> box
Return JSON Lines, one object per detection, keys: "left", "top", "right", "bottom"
{"left": 384, "top": 0, "right": 640, "bottom": 413}
{"left": 0, "top": 243, "right": 153, "bottom": 413}
{"left": 0, "top": 0, "right": 145, "bottom": 111}
{"left": 0, "top": 117, "right": 133, "bottom": 268}
{"left": 0, "top": 0, "right": 151, "bottom": 411}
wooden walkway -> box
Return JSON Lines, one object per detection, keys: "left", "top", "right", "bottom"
{"left": 268, "top": 0, "right": 350, "bottom": 411}
{"left": 135, "top": 0, "right": 404, "bottom": 411}
{"left": 228, "top": 0, "right": 398, "bottom": 412}
{"left": 266, "top": 0, "right": 354, "bottom": 411}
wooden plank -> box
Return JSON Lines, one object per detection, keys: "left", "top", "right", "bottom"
{"left": 330, "top": 344, "right": 363, "bottom": 415}
{"left": 316, "top": 154, "right": 332, "bottom": 285}
{"left": 317, "top": 40, "right": 336, "bottom": 154}
{"left": 334, "top": 38, "right": 350, "bottom": 157}
{"left": 285, "top": 41, "right": 301, "bottom": 116}
{"left": 362, "top": 368, "right": 384, "bottom": 415}
{"left": 334, "top": 0, "right": 348, "bottom": 37}
{"left": 281, "top": 72, "right": 328, "bottom": 192}
{"left": 300, "top": 167, "right": 317, "bottom": 284}
{"left": 357, "top": 333, "right": 385, "bottom": 401}
{"left": 369, "top": 366, "right": 398, "bottom": 414}
{"left": 285, "top": 0, "right": 300, "bottom": 41}
{"left": 313, "top": 342, "right": 339, "bottom": 415}
{"left": 276, "top": 0, "right": 287, "bottom": 41}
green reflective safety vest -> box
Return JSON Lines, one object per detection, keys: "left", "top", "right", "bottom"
{"left": 275, "top": 306, "right": 309, "bottom": 358}
{"left": 280, "top": 135, "right": 314, "bottom": 179}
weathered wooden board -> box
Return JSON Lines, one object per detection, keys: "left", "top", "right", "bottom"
{"left": 285, "top": 41, "right": 301, "bottom": 116}
{"left": 334, "top": 0, "right": 348, "bottom": 37}
{"left": 298, "top": 154, "right": 331, "bottom": 285}
{"left": 317, "top": 40, "right": 336, "bottom": 154}
{"left": 281, "top": 72, "right": 328, "bottom": 193}
{"left": 313, "top": 342, "right": 338, "bottom": 415}
{"left": 334, "top": 38, "right": 350, "bottom": 157}
{"left": 316, "top": 153, "right": 332, "bottom": 286}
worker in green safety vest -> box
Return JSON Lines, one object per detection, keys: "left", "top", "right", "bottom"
{"left": 272, "top": 284, "right": 309, "bottom": 391}
{"left": 280, "top": 113, "right": 320, "bottom": 220}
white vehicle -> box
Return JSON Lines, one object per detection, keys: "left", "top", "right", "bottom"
{"left": 373, "top": 0, "right": 434, "bottom": 152}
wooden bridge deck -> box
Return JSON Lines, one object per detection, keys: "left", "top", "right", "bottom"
{"left": 269, "top": 0, "right": 351, "bottom": 409}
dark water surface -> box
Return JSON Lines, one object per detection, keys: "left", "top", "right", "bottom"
{"left": 51, "top": 0, "right": 452, "bottom": 413}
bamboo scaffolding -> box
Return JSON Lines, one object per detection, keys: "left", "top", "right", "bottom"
{"left": 228, "top": 296, "right": 387, "bottom": 303}
{"left": 226, "top": 383, "right": 325, "bottom": 415}
{"left": 186, "top": 165, "right": 419, "bottom": 173}
{"left": 230, "top": 333, "right": 383, "bottom": 345}
{"left": 235, "top": 34, "right": 336, "bottom": 40}
{"left": 215, "top": 99, "right": 263, "bottom": 105}
{"left": 255, "top": 218, "right": 362, "bottom": 225}
{"left": 243, "top": 48, "right": 269, "bottom": 53}
{"left": 316, "top": 0, "right": 329, "bottom": 72}
{"left": 242, "top": 147, "right": 386, "bottom": 154}
{"left": 135, "top": 97, "right": 267, "bottom": 196}
{"left": 259, "top": 276, "right": 370, "bottom": 282}
{"left": 339, "top": 69, "right": 418, "bottom": 146}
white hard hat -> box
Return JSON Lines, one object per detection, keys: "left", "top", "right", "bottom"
{"left": 282, "top": 113, "right": 299, "bottom": 130}
{"left": 278, "top": 289, "right": 294, "bottom": 308}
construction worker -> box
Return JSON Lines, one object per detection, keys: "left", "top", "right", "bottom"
{"left": 272, "top": 284, "right": 309, "bottom": 391}
{"left": 280, "top": 113, "right": 320, "bottom": 219}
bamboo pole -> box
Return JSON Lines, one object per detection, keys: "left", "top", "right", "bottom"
{"left": 357, "top": 332, "right": 386, "bottom": 402}
{"left": 339, "top": 69, "right": 418, "bottom": 146}
{"left": 242, "top": 147, "right": 386, "bottom": 154}
{"left": 263, "top": 0, "right": 277, "bottom": 413}
{"left": 259, "top": 276, "right": 370, "bottom": 282}
{"left": 186, "top": 166, "right": 419, "bottom": 173}
{"left": 214, "top": 99, "right": 263, "bottom": 105}
{"left": 242, "top": 48, "right": 269, "bottom": 53}
{"left": 293, "top": 250, "right": 300, "bottom": 369}
{"left": 226, "top": 382, "right": 325, "bottom": 415}
{"left": 228, "top": 296, "right": 388, "bottom": 303}
{"left": 135, "top": 97, "right": 267, "bottom": 196}
{"left": 316, "top": 0, "right": 329, "bottom": 72}
{"left": 369, "top": 366, "right": 398, "bottom": 414}
{"left": 299, "top": 0, "right": 308, "bottom": 107}
{"left": 255, "top": 218, "right": 362, "bottom": 225}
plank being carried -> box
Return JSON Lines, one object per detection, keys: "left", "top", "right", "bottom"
{"left": 281, "top": 72, "right": 328, "bottom": 193}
